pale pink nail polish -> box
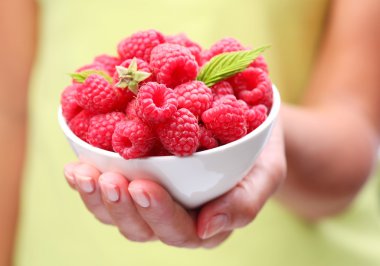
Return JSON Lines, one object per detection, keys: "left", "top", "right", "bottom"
{"left": 64, "top": 170, "right": 75, "bottom": 186}
{"left": 202, "top": 214, "right": 228, "bottom": 239}
{"left": 129, "top": 188, "right": 150, "bottom": 208}
{"left": 100, "top": 183, "right": 120, "bottom": 202}
{"left": 75, "top": 175, "right": 95, "bottom": 193}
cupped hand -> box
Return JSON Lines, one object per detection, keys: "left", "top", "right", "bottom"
{"left": 63, "top": 120, "right": 286, "bottom": 248}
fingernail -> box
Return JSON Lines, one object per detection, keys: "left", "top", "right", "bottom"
{"left": 75, "top": 175, "right": 95, "bottom": 193}
{"left": 202, "top": 214, "right": 228, "bottom": 239}
{"left": 64, "top": 170, "right": 75, "bottom": 186}
{"left": 129, "top": 188, "right": 150, "bottom": 208}
{"left": 100, "top": 182, "right": 120, "bottom": 202}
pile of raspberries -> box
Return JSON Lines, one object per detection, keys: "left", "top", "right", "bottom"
{"left": 61, "top": 29, "right": 273, "bottom": 159}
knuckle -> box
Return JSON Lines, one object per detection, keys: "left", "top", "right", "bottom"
{"left": 230, "top": 187, "right": 259, "bottom": 227}
{"left": 235, "top": 203, "right": 259, "bottom": 227}
{"left": 269, "top": 154, "right": 287, "bottom": 185}
{"left": 107, "top": 207, "right": 127, "bottom": 218}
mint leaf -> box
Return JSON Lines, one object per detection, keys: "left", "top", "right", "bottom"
{"left": 197, "top": 45, "right": 270, "bottom": 87}
{"left": 69, "top": 70, "right": 113, "bottom": 83}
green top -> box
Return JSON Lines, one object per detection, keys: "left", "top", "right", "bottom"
{"left": 15, "top": 0, "right": 380, "bottom": 265}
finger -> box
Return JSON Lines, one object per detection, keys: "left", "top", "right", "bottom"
{"left": 98, "top": 173, "right": 155, "bottom": 242}
{"left": 63, "top": 162, "right": 78, "bottom": 189}
{"left": 128, "top": 179, "right": 201, "bottom": 248}
{"left": 201, "top": 231, "right": 232, "bottom": 249}
{"left": 73, "top": 163, "right": 113, "bottom": 225}
{"left": 197, "top": 169, "right": 268, "bottom": 240}
{"left": 198, "top": 120, "right": 286, "bottom": 240}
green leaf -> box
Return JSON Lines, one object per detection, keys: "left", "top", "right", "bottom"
{"left": 197, "top": 45, "right": 270, "bottom": 87}
{"left": 69, "top": 70, "right": 113, "bottom": 83}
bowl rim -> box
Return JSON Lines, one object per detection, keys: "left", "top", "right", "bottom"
{"left": 58, "top": 84, "right": 281, "bottom": 161}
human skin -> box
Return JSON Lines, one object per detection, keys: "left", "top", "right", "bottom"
{"left": 1, "top": 0, "right": 380, "bottom": 263}
{"left": 0, "top": 0, "right": 37, "bottom": 264}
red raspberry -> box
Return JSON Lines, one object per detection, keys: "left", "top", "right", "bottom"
{"left": 148, "top": 140, "right": 172, "bottom": 156}
{"left": 61, "top": 84, "right": 82, "bottom": 122}
{"left": 93, "top": 54, "right": 121, "bottom": 76}
{"left": 68, "top": 110, "right": 93, "bottom": 141}
{"left": 199, "top": 50, "right": 213, "bottom": 66}
{"left": 174, "top": 81, "right": 212, "bottom": 118}
{"left": 76, "top": 74, "right": 120, "bottom": 113}
{"left": 202, "top": 104, "right": 247, "bottom": 144}
{"left": 228, "top": 67, "right": 273, "bottom": 109}
{"left": 125, "top": 98, "right": 139, "bottom": 120}
{"left": 204, "top": 37, "right": 245, "bottom": 61}
{"left": 150, "top": 43, "right": 199, "bottom": 88}
{"left": 156, "top": 108, "right": 199, "bottom": 156}
{"left": 113, "top": 58, "right": 153, "bottom": 84}
{"left": 117, "top": 30, "right": 165, "bottom": 62}
{"left": 137, "top": 82, "right": 178, "bottom": 124}
{"left": 212, "top": 95, "right": 249, "bottom": 112}
{"left": 114, "top": 88, "right": 134, "bottom": 112}
{"left": 250, "top": 55, "right": 269, "bottom": 74}
{"left": 112, "top": 58, "right": 154, "bottom": 111}
{"left": 211, "top": 81, "right": 234, "bottom": 100}
{"left": 198, "top": 125, "right": 218, "bottom": 150}
{"left": 87, "top": 112, "right": 126, "bottom": 151}
{"left": 112, "top": 119, "right": 156, "bottom": 159}
{"left": 246, "top": 104, "right": 268, "bottom": 132}
{"left": 165, "top": 33, "right": 203, "bottom": 65}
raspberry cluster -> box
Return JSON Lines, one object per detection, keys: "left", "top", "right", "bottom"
{"left": 61, "top": 30, "right": 273, "bottom": 159}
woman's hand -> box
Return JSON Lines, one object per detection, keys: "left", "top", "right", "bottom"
{"left": 63, "top": 119, "right": 286, "bottom": 248}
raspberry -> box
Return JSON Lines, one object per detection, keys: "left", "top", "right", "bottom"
{"left": 112, "top": 58, "right": 153, "bottom": 85}
{"left": 199, "top": 50, "right": 212, "bottom": 66}
{"left": 112, "top": 119, "right": 156, "bottom": 159}
{"left": 93, "top": 54, "right": 121, "bottom": 76}
{"left": 148, "top": 140, "right": 172, "bottom": 156}
{"left": 68, "top": 110, "right": 93, "bottom": 141}
{"left": 137, "top": 82, "right": 178, "bottom": 124}
{"left": 117, "top": 30, "right": 165, "bottom": 62}
{"left": 112, "top": 58, "right": 154, "bottom": 110}
{"left": 204, "top": 37, "right": 245, "bottom": 61}
{"left": 250, "top": 55, "right": 269, "bottom": 74}
{"left": 125, "top": 98, "right": 139, "bottom": 120}
{"left": 212, "top": 95, "right": 249, "bottom": 112}
{"left": 114, "top": 88, "right": 134, "bottom": 112}
{"left": 113, "top": 58, "right": 154, "bottom": 93}
{"left": 165, "top": 33, "right": 203, "bottom": 65}
{"left": 202, "top": 104, "right": 247, "bottom": 144}
{"left": 61, "top": 84, "right": 82, "bottom": 122}
{"left": 246, "top": 105, "right": 268, "bottom": 133}
{"left": 156, "top": 108, "right": 199, "bottom": 156}
{"left": 198, "top": 125, "right": 218, "bottom": 150}
{"left": 150, "top": 43, "right": 199, "bottom": 88}
{"left": 87, "top": 112, "right": 126, "bottom": 151}
{"left": 76, "top": 74, "right": 120, "bottom": 113}
{"left": 174, "top": 81, "right": 212, "bottom": 118}
{"left": 228, "top": 67, "right": 273, "bottom": 109}
{"left": 211, "top": 81, "right": 234, "bottom": 100}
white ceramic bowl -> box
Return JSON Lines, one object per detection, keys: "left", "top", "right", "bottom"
{"left": 59, "top": 85, "right": 280, "bottom": 208}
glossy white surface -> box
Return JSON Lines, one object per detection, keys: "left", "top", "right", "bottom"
{"left": 58, "top": 85, "right": 281, "bottom": 208}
